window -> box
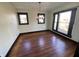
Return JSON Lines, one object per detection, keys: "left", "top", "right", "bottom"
{"left": 53, "top": 8, "right": 77, "bottom": 37}
{"left": 17, "top": 12, "right": 29, "bottom": 25}
{"left": 53, "top": 14, "right": 58, "bottom": 30}
{"left": 37, "top": 13, "right": 45, "bottom": 24}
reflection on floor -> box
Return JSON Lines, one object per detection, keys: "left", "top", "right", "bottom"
{"left": 7, "top": 31, "right": 77, "bottom": 57}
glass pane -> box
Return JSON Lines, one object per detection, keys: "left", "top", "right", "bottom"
{"left": 39, "top": 15, "right": 44, "bottom": 18}
{"left": 39, "top": 15, "right": 44, "bottom": 23}
{"left": 54, "top": 14, "right": 58, "bottom": 30}
{"left": 39, "top": 19, "right": 43, "bottom": 23}
{"left": 58, "top": 11, "right": 72, "bottom": 34}
{"left": 19, "top": 14, "right": 27, "bottom": 23}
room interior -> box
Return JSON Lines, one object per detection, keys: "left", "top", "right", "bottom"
{"left": 0, "top": 2, "right": 79, "bottom": 57}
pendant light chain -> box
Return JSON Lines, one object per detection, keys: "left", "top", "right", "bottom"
{"left": 38, "top": 2, "right": 41, "bottom": 13}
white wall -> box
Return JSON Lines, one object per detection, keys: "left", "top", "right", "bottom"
{"left": 72, "top": 7, "right": 79, "bottom": 42}
{"left": 46, "top": 11, "right": 52, "bottom": 29}
{"left": 17, "top": 8, "right": 47, "bottom": 33}
{"left": 47, "top": 2, "right": 79, "bottom": 42}
{"left": 0, "top": 3, "right": 19, "bottom": 57}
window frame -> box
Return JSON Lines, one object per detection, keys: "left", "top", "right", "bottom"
{"left": 17, "top": 12, "right": 29, "bottom": 25}
{"left": 52, "top": 8, "right": 77, "bottom": 38}
{"left": 37, "top": 13, "right": 45, "bottom": 24}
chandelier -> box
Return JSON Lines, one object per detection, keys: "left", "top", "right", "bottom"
{"left": 37, "top": 2, "right": 42, "bottom": 20}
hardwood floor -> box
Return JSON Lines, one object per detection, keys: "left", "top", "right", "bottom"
{"left": 7, "top": 31, "right": 77, "bottom": 57}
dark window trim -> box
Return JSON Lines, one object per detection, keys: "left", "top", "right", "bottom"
{"left": 37, "top": 13, "right": 45, "bottom": 24}
{"left": 52, "top": 8, "right": 77, "bottom": 38}
{"left": 53, "top": 7, "right": 77, "bottom": 14}
{"left": 17, "top": 12, "right": 29, "bottom": 25}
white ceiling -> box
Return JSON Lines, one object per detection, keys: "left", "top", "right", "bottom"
{"left": 11, "top": 2, "right": 69, "bottom": 12}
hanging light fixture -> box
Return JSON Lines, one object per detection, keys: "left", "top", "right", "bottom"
{"left": 38, "top": 2, "right": 41, "bottom": 12}
{"left": 36, "top": 2, "right": 45, "bottom": 24}
{"left": 36, "top": 2, "right": 42, "bottom": 20}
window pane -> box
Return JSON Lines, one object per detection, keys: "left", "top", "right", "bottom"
{"left": 58, "top": 11, "right": 72, "bottom": 34}
{"left": 54, "top": 14, "right": 58, "bottom": 30}
{"left": 39, "top": 15, "right": 44, "bottom": 23}
{"left": 38, "top": 14, "right": 45, "bottom": 24}
{"left": 39, "top": 19, "right": 43, "bottom": 23}
{"left": 19, "top": 14, "right": 27, "bottom": 23}
{"left": 39, "top": 15, "right": 44, "bottom": 18}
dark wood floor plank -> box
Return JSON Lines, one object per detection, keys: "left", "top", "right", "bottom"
{"left": 7, "top": 31, "right": 77, "bottom": 57}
